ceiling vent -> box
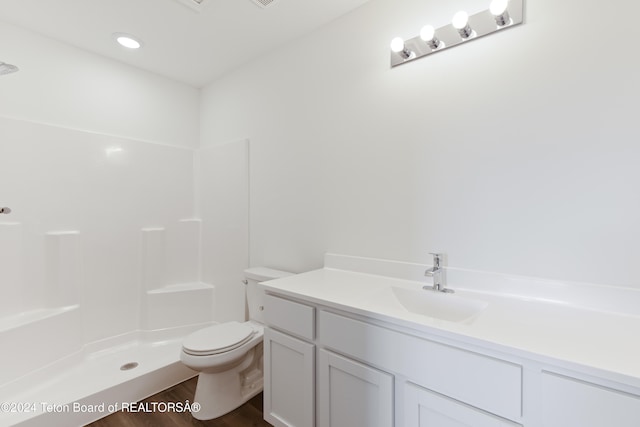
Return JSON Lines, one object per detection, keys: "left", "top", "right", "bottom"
{"left": 251, "top": 0, "right": 279, "bottom": 8}
{"left": 173, "top": 0, "right": 211, "bottom": 13}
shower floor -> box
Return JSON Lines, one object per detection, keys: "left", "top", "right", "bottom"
{"left": 0, "top": 337, "right": 197, "bottom": 427}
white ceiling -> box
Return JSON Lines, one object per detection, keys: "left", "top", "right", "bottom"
{"left": 0, "top": 0, "right": 371, "bottom": 87}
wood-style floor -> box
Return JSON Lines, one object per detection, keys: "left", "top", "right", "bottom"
{"left": 87, "top": 377, "right": 272, "bottom": 427}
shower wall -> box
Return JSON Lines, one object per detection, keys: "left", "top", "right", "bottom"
{"left": 0, "top": 116, "right": 198, "bottom": 336}
{"left": 0, "top": 116, "right": 214, "bottom": 385}
{"left": 0, "top": 21, "right": 229, "bottom": 387}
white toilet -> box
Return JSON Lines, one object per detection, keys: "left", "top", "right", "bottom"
{"left": 180, "top": 267, "right": 293, "bottom": 420}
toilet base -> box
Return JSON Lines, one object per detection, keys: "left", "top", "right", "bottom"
{"left": 191, "top": 343, "right": 264, "bottom": 420}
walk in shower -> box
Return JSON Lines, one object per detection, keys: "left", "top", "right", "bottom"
{"left": 0, "top": 114, "right": 249, "bottom": 426}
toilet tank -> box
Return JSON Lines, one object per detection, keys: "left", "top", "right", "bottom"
{"left": 244, "top": 267, "right": 293, "bottom": 323}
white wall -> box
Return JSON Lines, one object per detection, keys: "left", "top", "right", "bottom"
{"left": 200, "top": 0, "right": 640, "bottom": 288}
{"left": 0, "top": 21, "right": 199, "bottom": 148}
{"left": 197, "top": 140, "right": 249, "bottom": 322}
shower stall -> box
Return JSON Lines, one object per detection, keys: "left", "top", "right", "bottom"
{"left": 0, "top": 111, "right": 249, "bottom": 426}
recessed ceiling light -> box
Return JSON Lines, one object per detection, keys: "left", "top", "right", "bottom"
{"left": 113, "top": 33, "right": 142, "bottom": 49}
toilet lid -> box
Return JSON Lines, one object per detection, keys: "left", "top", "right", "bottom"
{"left": 182, "top": 322, "right": 255, "bottom": 356}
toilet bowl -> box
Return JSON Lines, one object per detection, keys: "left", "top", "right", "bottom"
{"left": 180, "top": 267, "right": 293, "bottom": 420}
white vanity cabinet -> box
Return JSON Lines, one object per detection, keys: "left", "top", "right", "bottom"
{"left": 264, "top": 291, "right": 524, "bottom": 427}
{"left": 262, "top": 287, "right": 640, "bottom": 427}
{"left": 540, "top": 371, "right": 640, "bottom": 427}
{"left": 263, "top": 293, "right": 395, "bottom": 427}
{"left": 263, "top": 295, "right": 316, "bottom": 427}
{"left": 260, "top": 263, "right": 640, "bottom": 427}
{"left": 318, "top": 309, "right": 523, "bottom": 427}
{"left": 318, "top": 349, "right": 394, "bottom": 427}
{"left": 404, "top": 382, "right": 521, "bottom": 427}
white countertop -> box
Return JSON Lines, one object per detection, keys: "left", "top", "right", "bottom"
{"left": 261, "top": 267, "right": 640, "bottom": 389}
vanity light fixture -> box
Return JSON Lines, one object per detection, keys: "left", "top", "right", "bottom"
{"left": 389, "top": 0, "right": 524, "bottom": 67}
{"left": 452, "top": 11, "right": 473, "bottom": 39}
{"left": 113, "top": 33, "right": 143, "bottom": 49}
{"left": 419, "top": 25, "right": 441, "bottom": 50}
{"left": 490, "top": 0, "right": 511, "bottom": 26}
{"left": 390, "top": 37, "right": 413, "bottom": 60}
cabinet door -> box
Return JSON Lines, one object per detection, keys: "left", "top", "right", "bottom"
{"left": 318, "top": 349, "right": 393, "bottom": 427}
{"left": 404, "top": 382, "right": 521, "bottom": 427}
{"left": 264, "top": 327, "right": 315, "bottom": 427}
{"left": 541, "top": 372, "right": 640, "bottom": 427}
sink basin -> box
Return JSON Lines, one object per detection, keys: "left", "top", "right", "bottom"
{"left": 364, "top": 286, "right": 488, "bottom": 323}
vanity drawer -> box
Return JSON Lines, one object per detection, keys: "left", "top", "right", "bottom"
{"left": 319, "top": 310, "right": 522, "bottom": 421}
{"left": 264, "top": 294, "right": 315, "bottom": 341}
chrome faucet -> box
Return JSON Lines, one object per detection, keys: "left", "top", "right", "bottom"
{"left": 423, "top": 253, "right": 453, "bottom": 293}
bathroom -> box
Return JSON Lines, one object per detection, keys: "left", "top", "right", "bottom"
{"left": 1, "top": 0, "right": 639, "bottom": 425}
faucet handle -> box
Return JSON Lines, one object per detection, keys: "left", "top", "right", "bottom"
{"left": 428, "top": 252, "right": 443, "bottom": 268}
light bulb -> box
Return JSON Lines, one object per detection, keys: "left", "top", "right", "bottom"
{"left": 419, "top": 25, "right": 440, "bottom": 50}
{"left": 452, "top": 11, "right": 473, "bottom": 39}
{"left": 490, "top": 0, "right": 509, "bottom": 16}
{"left": 390, "top": 37, "right": 405, "bottom": 53}
{"left": 390, "top": 37, "right": 413, "bottom": 59}
{"left": 490, "top": 0, "right": 511, "bottom": 26}
{"left": 420, "top": 25, "right": 435, "bottom": 42}
{"left": 452, "top": 11, "right": 469, "bottom": 30}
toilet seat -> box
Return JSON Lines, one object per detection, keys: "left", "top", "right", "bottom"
{"left": 182, "top": 322, "right": 255, "bottom": 356}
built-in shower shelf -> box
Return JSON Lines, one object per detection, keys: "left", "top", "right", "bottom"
{"left": 0, "top": 305, "right": 79, "bottom": 333}
{"left": 144, "top": 282, "right": 215, "bottom": 331}
{"left": 147, "top": 281, "right": 214, "bottom": 294}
